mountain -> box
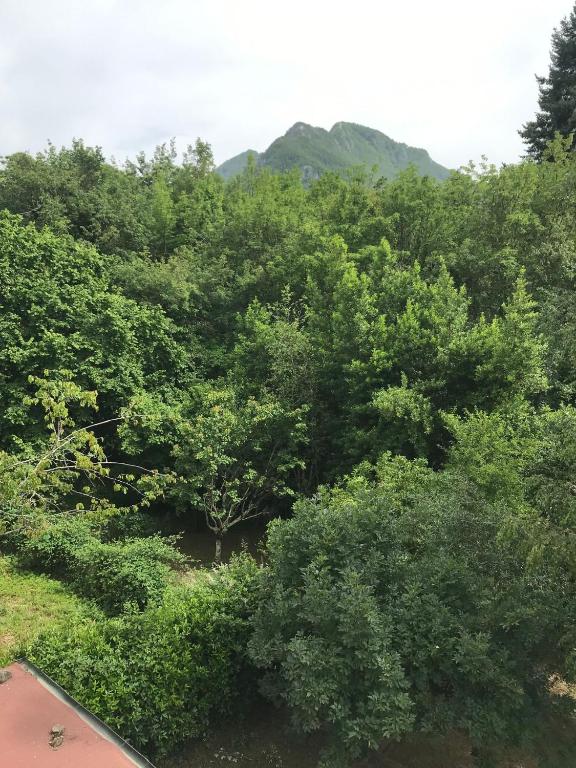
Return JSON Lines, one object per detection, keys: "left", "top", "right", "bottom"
{"left": 216, "top": 149, "right": 260, "bottom": 180}
{"left": 217, "top": 122, "right": 450, "bottom": 181}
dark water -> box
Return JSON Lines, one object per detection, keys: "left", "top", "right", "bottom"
{"left": 175, "top": 521, "right": 267, "bottom": 567}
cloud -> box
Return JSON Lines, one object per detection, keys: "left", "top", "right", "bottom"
{"left": 0, "top": 0, "right": 571, "bottom": 168}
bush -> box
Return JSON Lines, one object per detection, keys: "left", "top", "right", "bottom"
{"left": 0, "top": 505, "right": 35, "bottom": 555}
{"left": 249, "top": 462, "right": 576, "bottom": 766}
{"left": 73, "top": 535, "right": 187, "bottom": 613}
{"left": 17, "top": 515, "right": 185, "bottom": 614}
{"left": 100, "top": 509, "right": 159, "bottom": 542}
{"left": 17, "top": 516, "right": 96, "bottom": 577}
{"left": 28, "top": 555, "right": 261, "bottom": 756}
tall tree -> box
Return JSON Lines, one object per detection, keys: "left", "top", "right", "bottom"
{"left": 521, "top": 4, "right": 576, "bottom": 158}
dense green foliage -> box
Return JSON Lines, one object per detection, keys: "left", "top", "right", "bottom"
{"left": 18, "top": 517, "right": 185, "bottom": 614}
{"left": 520, "top": 3, "right": 576, "bottom": 158}
{"left": 3, "top": 110, "right": 576, "bottom": 765}
{"left": 121, "top": 383, "right": 307, "bottom": 561}
{"left": 0, "top": 371, "right": 183, "bottom": 614}
{"left": 16, "top": 515, "right": 96, "bottom": 578}
{"left": 27, "top": 556, "right": 260, "bottom": 756}
{"left": 0, "top": 211, "right": 190, "bottom": 448}
{"left": 250, "top": 414, "right": 576, "bottom": 766}
{"left": 217, "top": 121, "right": 450, "bottom": 182}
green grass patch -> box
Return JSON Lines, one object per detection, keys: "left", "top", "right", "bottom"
{"left": 0, "top": 555, "right": 95, "bottom": 665}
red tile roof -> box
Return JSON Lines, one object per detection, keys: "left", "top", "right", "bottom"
{"left": 0, "top": 661, "right": 155, "bottom": 768}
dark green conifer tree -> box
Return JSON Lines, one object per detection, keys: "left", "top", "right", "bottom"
{"left": 521, "top": 4, "right": 576, "bottom": 158}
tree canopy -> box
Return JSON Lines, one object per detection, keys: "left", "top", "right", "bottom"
{"left": 3, "top": 126, "right": 576, "bottom": 765}
{"left": 521, "top": 3, "right": 576, "bottom": 158}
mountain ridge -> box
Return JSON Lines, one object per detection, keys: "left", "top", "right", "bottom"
{"left": 217, "top": 121, "right": 450, "bottom": 181}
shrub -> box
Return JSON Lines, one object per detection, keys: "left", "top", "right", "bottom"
{"left": 28, "top": 555, "right": 261, "bottom": 756}
{"left": 73, "top": 535, "right": 187, "bottom": 613}
{"left": 17, "top": 516, "right": 96, "bottom": 577}
{"left": 16, "top": 514, "right": 185, "bottom": 615}
{"left": 0, "top": 504, "right": 35, "bottom": 555}
{"left": 249, "top": 463, "right": 576, "bottom": 766}
{"left": 100, "top": 509, "right": 159, "bottom": 542}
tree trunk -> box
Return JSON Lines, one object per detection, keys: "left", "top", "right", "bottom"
{"left": 214, "top": 535, "right": 223, "bottom": 566}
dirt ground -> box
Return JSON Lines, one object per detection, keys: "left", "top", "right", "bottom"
{"left": 160, "top": 696, "right": 576, "bottom": 768}
{"left": 161, "top": 702, "right": 472, "bottom": 768}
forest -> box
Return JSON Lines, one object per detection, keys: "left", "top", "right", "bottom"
{"left": 2, "top": 6, "right": 576, "bottom": 768}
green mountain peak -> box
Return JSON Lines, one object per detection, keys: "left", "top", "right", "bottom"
{"left": 217, "top": 121, "right": 450, "bottom": 181}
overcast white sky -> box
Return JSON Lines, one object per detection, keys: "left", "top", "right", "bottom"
{"left": 0, "top": 0, "right": 572, "bottom": 169}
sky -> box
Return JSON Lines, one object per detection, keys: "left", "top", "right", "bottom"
{"left": 0, "top": 0, "right": 573, "bottom": 170}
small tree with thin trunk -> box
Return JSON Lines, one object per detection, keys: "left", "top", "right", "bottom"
{"left": 121, "top": 385, "right": 308, "bottom": 564}
{"left": 135, "top": 385, "right": 306, "bottom": 564}
{"left": 172, "top": 386, "right": 307, "bottom": 564}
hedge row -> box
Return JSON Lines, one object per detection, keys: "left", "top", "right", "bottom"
{"left": 17, "top": 515, "right": 186, "bottom": 614}
{"left": 27, "top": 555, "right": 261, "bottom": 756}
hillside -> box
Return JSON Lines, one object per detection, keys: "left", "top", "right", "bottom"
{"left": 217, "top": 149, "right": 260, "bottom": 180}
{"left": 217, "top": 121, "right": 451, "bottom": 181}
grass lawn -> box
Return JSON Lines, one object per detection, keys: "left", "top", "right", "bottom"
{"left": 0, "top": 555, "right": 93, "bottom": 665}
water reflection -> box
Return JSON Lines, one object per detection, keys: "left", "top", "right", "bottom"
{"left": 175, "top": 522, "right": 267, "bottom": 567}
